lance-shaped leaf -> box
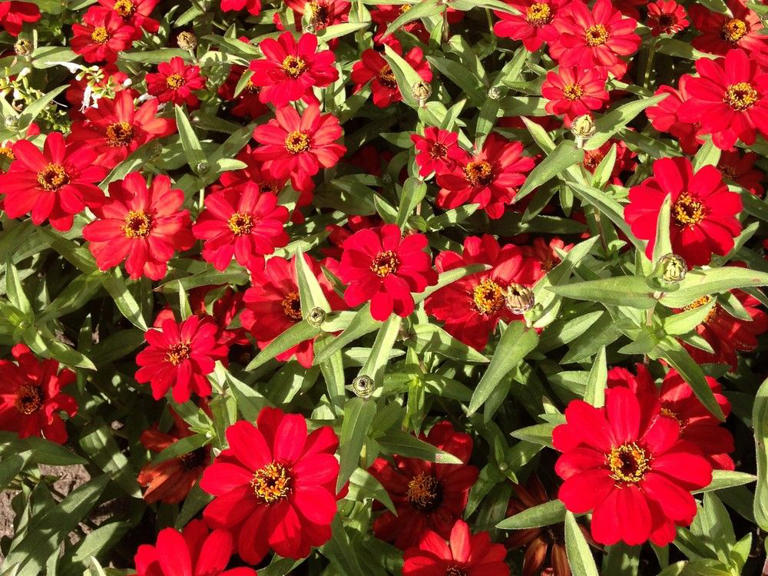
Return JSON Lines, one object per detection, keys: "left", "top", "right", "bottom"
{"left": 583, "top": 346, "right": 607, "bottom": 408}
{"left": 383, "top": 44, "right": 426, "bottom": 109}
{"left": 497, "top": 499, "right": 566, "bottom": 530}
{"left": 174, "top": 105, "right": 207, "bottom": 172}
{"left": 651, "top": 194, "right": 673, "bottom": 263}
{"left": 377, "top": 429, "right": 462, "bottom": 463}
{"left": 659, "top": 267, "right": 768, "bottom": 308}
{"left": 548, "top": 276, "right": 657, "bottom": 309}
{"left": 517, "top": 141, "right": 584, "bottom": 202}
{"left": 584, "top": 93, "right": 668, "bottom": 150}
{"left": 245, "top": 321, "right": 321, "bottom": 370}
{"left": 337, "top": 397, "right": 377, "bottom": 491}
{"left": 754, "top": 376, "right": 768, "bottom": 531}
{"left": 564, "top": 511, "right": 599, "bottom": 576}
{"left": 381, "top": 0, "right": 443, "bottom": 39}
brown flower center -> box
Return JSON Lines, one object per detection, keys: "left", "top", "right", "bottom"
{"left": 370, "top": 250, "right": 400, "bottom": 278}
{"left": 37, "top": 163, "right": 70, "bottom": 191}
{"left": 123, "top": 210, "right": 152, "bottom": 238}
{"left": 15, "top": 383, "right": 42, "bottom": 415}
{"left": 606, "top": 442, "right": 651, "bottom": 484}
{"left": 166, "top": 73, "right": 186, "bottom": 90}
{"left": 228, "top": 212, "right": 253, "bottom": 236}
{"left": 430, "top": 142, "right": 447, "bottom": 159}
{"left": 562, "top": 83, "right": 584, "bottom": 101}
{"left": 281, "top": 291, "right": 303, "bottom": 321}
{"left": 724, "top": 81, "right": 758, "bottom": 111}
{"left": 526, "top": 2, "right": 553, "bottom": 26}
{"left": 251, "top": 462, "right": 292, "bottom": 504}
{"left": 166, "top": 342, "right": 191, "bottom": 366}
{"left": 91, "top": 26, "right": 110, "bottom": 44}
{"left": 472, "top": 278, "right": 505, "bottom": 315}
{"left": 445, "top": 567, "right": 468, "bottom": 576}
{"left": 407, "top": 472, "right": 443, "bottom": 511}
{"left": 308, "top": 1, "right": 330, "bottom": 27}
{"left": 672, "top": 193, "right": 706, "bottom": 228}
{"left": 657, "top": 13, "right": 676, "bottom": 31}
{"left": 378, "top": 65, "right": 398, "bottom": 89}
{"left": 178, "top": 447, "right": 207, "bottom": 470}
{"left": 463, "top": 160, "right": 493, "bottom": 187}
{"left": 106, "top": 121, "right": 134, "bottom": 147}
{"left": 285, "top": 131, "right": 311, "bottom": 154}
{"left": 282, "top": 55, "right": 308, "bottom": 78}
{"left": 585, "top": 24, "right": 609, "bottom": 46}
{"left": 113, "top": 0, "right": 136, "bottom": 17}
{"left": 722, "top": 18, "right": 748, "bottom": 43}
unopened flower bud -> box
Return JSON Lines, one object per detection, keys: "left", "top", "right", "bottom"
{"left": 505, "top": 283, "right": 535, "bottom": 314}
{"left": 659, "top": 253, "right": 687, "bottom": 283}
{"left": 196, "top": 160, "right": 209, "bottom": 175}
{"left": 411, "top": 80, "right": 431, "bottom": 106}
{"left": 571, "top": 114, "right": 596, "bottom": 148}
{"left": 488, "top": 86, "right": 502, "bottom": 100}
{"left": 351, "top": 375, "right": 375, "bottom": 398}
{"left": 307, "top": 307, "right": 326, "bottom": 327}
{"left": 14, "top": 38, "right": 32, "bottom": 56}
{"left": 177, "top": 31, "right": 198, "bottom": 51}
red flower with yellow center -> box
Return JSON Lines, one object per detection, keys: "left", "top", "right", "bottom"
{"left": 351, "top": 46, "right": 432, "bottom": 108}
{"left": 146, "top": 56, "right": 206, "bottom": 107}
{"left": 689, "top": 0, "right": 767, "bottom": 56}
{"left": 70, "top": 7, "right": 135, "bottom": 63}
{"left": 541, "top": 66, "right": 609, "bottom": 124}
{"left": 493, "top": 0, "right": 567, "bottom": 51}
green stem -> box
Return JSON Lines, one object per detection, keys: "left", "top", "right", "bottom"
{"left": 642, "top": 37, "right": 658, "bottom": 91}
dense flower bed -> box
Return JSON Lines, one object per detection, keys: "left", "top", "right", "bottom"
{"left": 1, "top": 0, "right": 768, "bottom": 574}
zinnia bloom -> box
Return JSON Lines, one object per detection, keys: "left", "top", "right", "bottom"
{"left": 351, "top": 47, "right": 432, "bottom": 108}
{"left": 402, "top": 520, "right": 510, "bottom": 576}
{"left": 146, "top": 57, "right": 207, "bottom": 107}
{"left": 249, "top": 32, "right": 338, "bottom": 107}
{"left": 0, "top": 131, "right": 106, "bottom": 231}
{"left": 201, "top": 408, "right": 340, "bottom": 563}
{"left": 338, "top": 224, "right": 437, "bottom": 321}
{"left": 553, "top": 386, "right": 713, "bottom": 546}
{"left": 220, "top": 0, "right": 260, "bottom": 14}
{"left": 549, "top": 0, "right": 641, "bottom": 78}
{"left": 646, "top": 76, "right": 703, "bottom": 155}
{"left": 541, "top": 67, "right": 609, "bottom": 124}
{"left": 251, "top": 104, "right": 346, "bottom": 193}
{"left": 369, "top": 421, "right": 479, "bottom": 549}
{"left": 493, "top": 0, "right": 567, "bottom": 51}
{"left": 689, "top": 0, "right": 767, "bottom": 56}
{"left": 0, "top": 344, "right": 77, "bottom": 444}
{"left": 624, "top": 157, "right": 742, "bottom": 267}
{"left": 646, "top": 0, "right": 688, "bottom": 36}
{"left": 718, "top": 150, "right": 764, "bottom": 197}
{"left": 97, "top": 0, "right": 159, "bottom": 38}
{"left": 436, "top": 133, "right": 535, "bottom": 220}
{"left": 679, "top": 49, "right": 768, "bottom": 150}
{"left": 283, "top": 0, "right": 349, "bottom": 31}
{"left": 135, "top": 315, "right": 228, "bottom": 403}
{"left": 0, "top": 1, "right": 40, "bottom": 36}
{"left": 217, "top": 65, "right": 268, "bottom": 120}
{"left": 411, "top": 127, "right": 465, "bottom": 178}
{"left": 83, "top": 172, "right": 194, "bottom": 280}
{"left": 70, "top": 7, "right": 135, "bottom": 64}
{"left": 133, "top": 519, "right": 257, "bottom": 576}
{"left": 192, "top": 182, "right": 289, "bottom": 270}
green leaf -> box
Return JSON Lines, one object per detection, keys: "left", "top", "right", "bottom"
{"left": 0, "top": 453, "right": 29, "bottom": 491}
{"left": 381, "top": 0, "right": 442, "bottom": 39}
{"left": 590, "top": 144, "right": 617, "bottom": 189}
{"left": 346, "top": 468, "right": 397, "bottom": 514}
{"left": 564, "top": 511, "right": 599, "bottom": 576}
{"left": 511, "top": 423, "right": 557, "bottom": 448}
{"left": 660, "top": 267, "right": 768, "bottom": 308}
{"left": 497, "top": 499, "right": 566, "bottom": 530}
{"left": 548, "top": 276, "right": 657, "bottom": 308}
{"left": 651, "top": 194, "right": 673, "bottom": 263}
{"left": 753, "top": 376, "right": 768, "bottom": 531}
{"left": 295, "top": 253, "right": 331, "bottom": 317}
{"left": 583, "top": 346, "right": 607, "bottom": 407}
{"left": 662, "top": 299, "right": 716, "bottom": 335}
{"left": 245, "top": 321, "right": 321, "bottom": 370}
{"left": 517, "top": 141, "right": 583, "bottom": 201}
{"left": 396, "top": 178, "right": 428, "bottom": 229}
{"left": 382, "top": 44, "right": 425, "bottom": 109}
{"left": 5, "top": 261, "right": 32, "bottom": 316}
{"left": 174, "top": 105, "right": 206, "bottom": 171}
{"left": 337, "top": 397, "right": 377, "bottom": 491}
{"left": 468, "top": 323, "right": 538, "bottom": 415}
{"left": 358, "top": 314, "right": 402, "bottom": 386}
{"left": 314, "top": 304, "right": 380, "bottom": 363}
{"left": 410, "top": 324, "right": 489, "bottom": 363}
{"left": 79, "top": 420, "right": 141, "bottom": 497}
{"left": 377, "top": 429, "right": 462, "bottom": 464}
{"left": 693, "top": 137, "right": 721, "bottom": 171}
{"left": 17, "top": 85, "right": 69, "bottom": 132}
{"left": 584, "top": 94, "right": 668, "bottom": 150}
{"left": 694, "top": 470, "right": 756, "bottom": 494}
{"left": 567, "top": 182, "right": 640, "bottom": 248}
{"left": 100, "top": 271, "right": 148, "bottom": 330}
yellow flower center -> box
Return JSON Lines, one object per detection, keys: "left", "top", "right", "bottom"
{"left": 37, "top": 163, "right": 70, "bottom": 191}
{"left": 251, "top": 462, "right": 292, "bottom": 504}
{"left": 724, "top": 81, "right": 758, "bottom": 111}
{"left": 526, "top": 2, "right": 553, "bottom": 26}
{"left": 370, "top": 250, "right": 400, "bottom": 278}
{"left": 399, "top": 3, "right": 412, "bottom": 13}
{"left": 672, "top": 193, "right": 706, "bottom": 228}
{"left": 15, "top": 383, "right": 42, "bottom": 415}
{"left": 106, "top": 121, "right": 134, "bottom": 147}
{"left": 165, "top": 342, "right": 191, "bottom": 366}
{"left": 722, "top": 18, "right": 748, "bottom": 43}
{"left": 463, "top": 160, "right": 493, "bottom": 187}
{"left": 281, "top": 291, "right": 303, "bottom": 321}
{"left": 123, "top": 210, "right": 152, "bottom": 238}
{"left": 91, "top": 26, "right": 110, "bottom": 44}
{"left": 281, "top": 55, "right": 308, "bottom": 79}
{"left": 681, "top": 295, "right": 717, "bottom": 323}
{"left": 113, "top": 0, "right": 135, "bottom": 17}
{"left": 378, "top": 65, "right": 398, "bottom": 89}
{"left": 285, "top": 131, "right": 311, "bottom": 154}
{"left": 563, "top": 83, "right": 584, "bottom": 101}
{"left": 607, "top": 442, "right": 651, "bottom": 484}
{"left": 227, "top": 212, "right": 253, "bottom": 236}
{"left": 472, "top": 278, "right": 505, "bottom": 315}
{"left": 308, "top": 1, "right": 329, "bottom": 27}
{"left": 166, "top": 73, "right": 186, "bottom": 90}
{"left": 0, "top": 146, "right": 14, "bottom": 161}
{"left": 585, "top": 24, "right": 609, "bottom": 46}
{"left": 407, "top": 472, "right": 442, "bottom": 511}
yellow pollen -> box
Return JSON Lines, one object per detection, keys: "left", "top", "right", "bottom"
{"left": 308, "top": 1, "right": 329, "bottom": 26}
{"left": 407, "top": 472, "right": 442, "bottom": 511}
{"left": 15, "top": 383, "right": 42, "bottom": 415}
{"left": 0, "top": 146, "right": 14, "bottom": 161}
{"left": 378, "top": 65, "right": 398, "bottom": 89}
{"left": 281, "top": 291, "right": 303, "bottom": 321}
{"left": 463, "top": 160, "right": 493, "bottom": 187}
{"left": 526, "top": 2, "right": 553, "bottom": 26}
{"left": 672, "top": 193, "right": 706, "bottom": 228}
{"left": 227, "top": 212, "right": 253, "bottom": 236}
{"left": 106, "top": 121, "right": 134, "bottom": 147}
{"left": 113, "top": 0, "right": 135, "bottom": 16}
{"left": 251, "top": 462, "right": 291, "bottom": 504}
{"left": 607, "top": 442, "right": 650, "bottom": 484}
{"left": 585, "top": 24, "right": 609, "bottom": 46}
{"left": 472, "top": 278, "right": 505, "bottom": 315}
{"left": 399, "top": 3, "right": 412, "bottom": 13}
{"left": 370, "top": 250, "right": 400, "bottom": 278}
{"left": 37, "top": 163, "right": 70, "bottom": 191}
{"left": 165, "top": 342, "right": 191, "bottom": 366}
{"left": 562, "top": 83, "right": 584, "bottom": 101}
{"left": 660, "top": 407, "right": 687, "bottom": 430}
{"left": 722, "top": 18, "right": 748, "bottom": 43}
{"left": 285, "top": 131, "right": 311, "bottom": 154}
{"left": 724, "top": 81, "right": 758, "bottom": 111}
{"left": 166, "top": 73, "right": 185, "bottom": 90}
{"left": 681, "top": 295, "right": 717, "bottom": 324}
{"left": 123, "top": 210, "right": 152, "bottom": 238}
{"left": 91, "top": 26, "right": 110, "bottom": 44}
{"left": 281, "top": 55, "right": 308, "bottom": 79}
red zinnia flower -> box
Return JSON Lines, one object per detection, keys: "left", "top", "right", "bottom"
{"left": 193, "top": 182, "right": 289, "bottom": 270}
{"left": 607, "top": 365, "right": 735, "bottom": 470}
{"left": 249, "top": 32, "right": 338, "bottom": 107}
{"left": 133, "top": 519, "right": 257, "bottom": 576}
{"left": 0, "top": 131, "right": 106, "bottom": 231}
{"left": 718, "top": 150, "right": 764, "bottom": 197}
{"left": 146, "top": 57, "right": 207, "bottom": 107}
{"left": 411, "top": 127, "right": 465, "bottom": 178}
{"left": 338, "top": 224, "right": 437, "bottom": 321}
{"left": 403, "top": 519, "right": 510, "bottom": 576}
{"left": 541, "top": 67, "right": 609, "bottom": 125}
{"left": 370, "top": 5, "right": 430, "bottom": 44}
{"left": 624, "top": 157, "right": 742, "bottom": 267}
{"left": 581, "top": 139, "right": 637, "bottom": 184}
{"left": 217, "top": 65, "right": 268, "bottom": 120}
{"left": 0, "top": 1, "right": 40, "bottom": 36}
{"left": 425, "top": 235, "right": 538, "bottom": 351}
{"left": 553, "top": 386, "right": 713, "bottom": 546}
{"left": 679, "top": 49, "right": 768, "bottom": 150}
{"left": 369, "top": 421, "right": 479, "bottom": 549}
{"left": 436, "top": 133, "right": 535, "bottom": 220}
{"left": 71, "top": 7, "right": 135, "bottom": 64}
{"left": 284, "top": 0, "right": 349, "bottom": 31}
{"left": 549, "top": 0, "right": 641, "bottom": 78}
{"left": 135, "top": 315, "right": 228, "bottom": 403}
{"left": 97, "top": 0, "right": 159, "bottom": 38}
{"left": 220, "top": 0, "right": 260, "bottom": 15}
{"left": 493, "top": 0, "right": 567, "bottom": 51}
{"left": 689, "top": 0, "right": 767, "bottom": 56}
{"left": 83, "top": 172, "right": 194, "bottom": 280}
{"left": 201, "top": 408, "right": 340, "bottom": 563}
{"left": 646, "top": 77, "right": 703, "bottom": 155}
{"left": 69, "top": 91, "right": 176, "bottom": 170}
{"left": 646, "top": 0, "right": 688, "bottom": 36}
{"left": 0, "top": 344, "right": 77, "bottom": 444}
{"left": 351, "top": 47, "right": 432, "bottom": 108}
